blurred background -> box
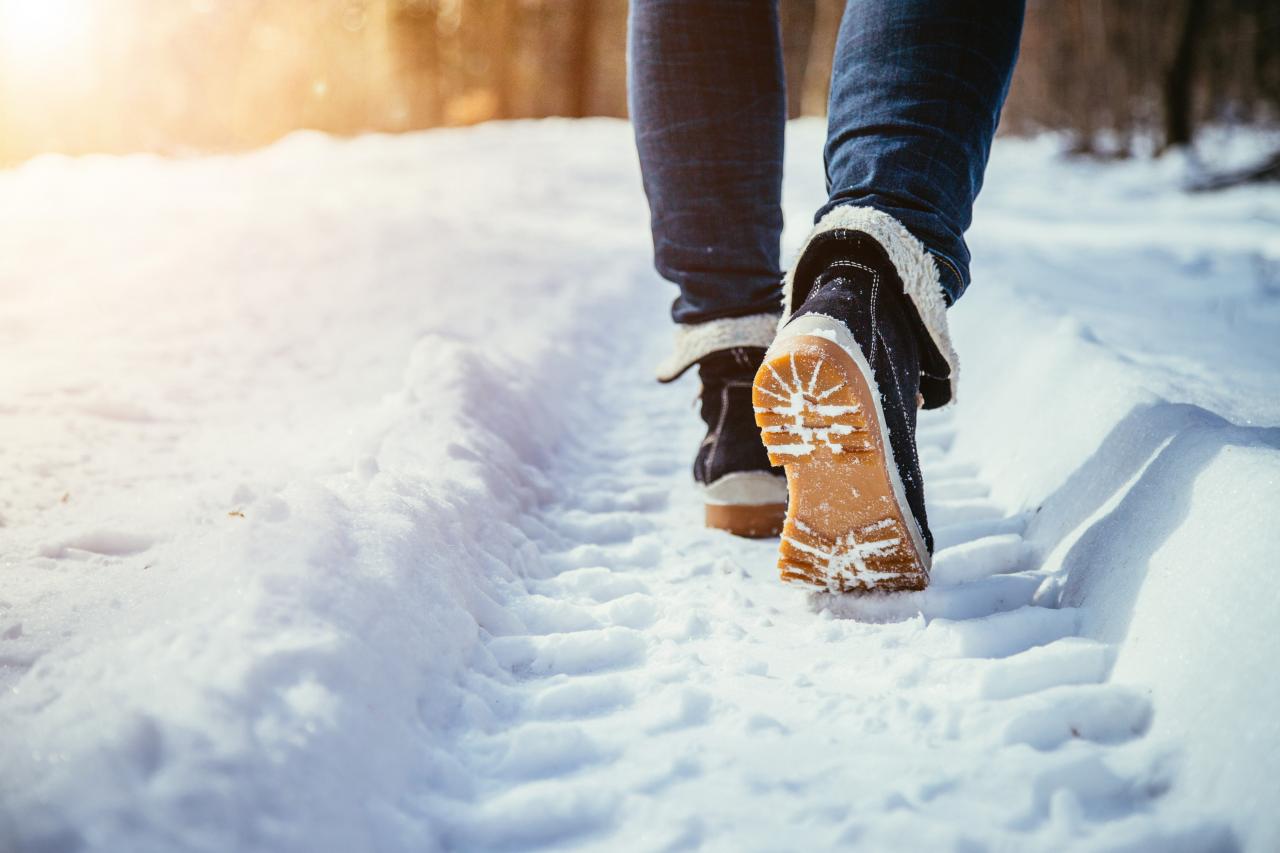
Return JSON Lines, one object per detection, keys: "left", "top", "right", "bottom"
{"left": 1, "top": 0, "right": 1278, "bottom": 167}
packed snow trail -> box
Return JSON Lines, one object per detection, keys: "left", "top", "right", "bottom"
{"left": 1, "top": 120, "right": 1277, "bottom": 851}
{"left": 419, "top": 333, "right": 1209, "bottom": 851}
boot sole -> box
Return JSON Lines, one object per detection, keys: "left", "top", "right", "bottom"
{"left": 702, "top": 472, "right": 787, "bottom": 538}
{"left": 752, "top": 317, "right": 930, "bottom": 593}
{"left": 705, "top": 503, "right": 786, "bottom": 538}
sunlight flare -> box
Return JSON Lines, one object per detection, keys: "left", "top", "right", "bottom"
{"left": 0, "top": 0, "right": 93, "bottom": 76}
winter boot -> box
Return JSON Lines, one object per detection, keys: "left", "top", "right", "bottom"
{"left": 656, "top": 313, "right": 786, "bottom": 537}
{"left": 694, "top": 347, "right": 787, "bottom": 536}
{"left": 752, "top": 208, "right": 959, "bottom": 592}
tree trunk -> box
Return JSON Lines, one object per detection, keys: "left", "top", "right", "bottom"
{"left": 1162, "top": 0, "right": 1209, "bottom": 151}
{"left": 492, "top": 0, "right": 517, "bottom": 119}
{"left": 387, "top": 0, "right": 442, "bottom": 129}
{"left": 781, "top": 0, "right": 817, "bottom": 119}
{"left": 799, "top": 0, "right": 844, "bottom": 116}
{"left": 567, "top": 0, "right": 597, "bottom": 118}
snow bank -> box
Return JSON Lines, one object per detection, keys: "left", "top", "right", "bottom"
{"left": 0, "top": 121, "right": 655, "bottom": 851}
{"left": 948, "top": 144, "right": 1280, "bottom": 848}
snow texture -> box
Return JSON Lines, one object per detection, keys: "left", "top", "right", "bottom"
{"left": 1, "top": 119, "right": 1277, "bottom": 852}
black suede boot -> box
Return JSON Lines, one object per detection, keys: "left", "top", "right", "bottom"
{"left": 695, "top": 347, "right": 787, "bottom": 537}
{"left": 753, "top": 228, "right": 944, "bottom": 592}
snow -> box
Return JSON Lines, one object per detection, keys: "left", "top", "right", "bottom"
{"left": 1, "top": 118, "right": 1277, "bottom": 851}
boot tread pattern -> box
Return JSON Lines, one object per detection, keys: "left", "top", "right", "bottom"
{"left": 753, "top": 338, "right": 928, "bottom": 593}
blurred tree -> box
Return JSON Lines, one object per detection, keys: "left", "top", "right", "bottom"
{"left": 781, "top": 0, "right": 817, "bottom": 119}
{"left": 1163, "top": 0, "right": 1209, "bottom": 150}
{"left": 1003, "top": 0, "right": 1280, "bottom": 155}
{"left": 567, "top": 0, "right": 597, "bottom": 117}
{"left": 387, "top": 0, "right": 442, "bottom": 128}
{"left": 799, "top": 0, "right": 844, "bottom": 115}
{"left": 1, "top": 0, "right": 1278, "bottom": 165}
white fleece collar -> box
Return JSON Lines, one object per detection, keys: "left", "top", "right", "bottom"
{"left": 655, "top": 312, "right": 780, "bottom": 382}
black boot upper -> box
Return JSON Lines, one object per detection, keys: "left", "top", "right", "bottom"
{"left": 786, "top": 231, "right": 936, "bottom": 554}
{"left": 787, "top": 230, "right": 953, "bottom": 410}
{"left": 693, "top": 347, "right": 782, "bottom": 487}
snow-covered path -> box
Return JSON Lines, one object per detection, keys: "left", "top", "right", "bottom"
{"left": 2, "top": 120, "right": 1277, "bottom": 851}
{"left": 432, "top": 335, "right": 1177, "bottom": 851}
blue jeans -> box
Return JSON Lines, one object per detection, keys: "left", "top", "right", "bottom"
{"left": 629, "top": 0, "right": 1024, "bottom": 325}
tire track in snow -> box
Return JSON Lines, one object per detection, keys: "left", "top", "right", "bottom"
{"left": 427, "top": 329, "right": 1203, "bottom": 852}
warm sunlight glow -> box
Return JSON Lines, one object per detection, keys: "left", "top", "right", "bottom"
{"left": 0, "top": 0, "right": 93, "bottom": 76}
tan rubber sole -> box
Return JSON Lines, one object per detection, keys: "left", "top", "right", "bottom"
{"left": 752, "top": 334, "right": 929, "bottom": 593}
{"left": 705, "top": 502, "right": 786, "bottom": 538}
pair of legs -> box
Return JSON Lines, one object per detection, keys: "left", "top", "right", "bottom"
{"left": 630, "top": 1, "right": 1024, "bottom": 591}
{"left": 631, "top": 0, "right": 1025, "bottom": 326}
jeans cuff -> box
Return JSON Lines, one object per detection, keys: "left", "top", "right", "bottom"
{"left": 926, "top": 250, "right": 966, "bottom": 305}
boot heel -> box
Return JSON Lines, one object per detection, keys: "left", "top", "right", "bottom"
{"left": 702, "top": 472, "right": 786, "bottom": 538}
{"left": 704, "top": 503, "right": 785, "bottom": 538}
{"left": 752, "top": 327, "right": 929, "bottom": 592}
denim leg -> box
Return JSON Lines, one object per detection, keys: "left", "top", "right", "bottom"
{"left": 820, "top": 0, "right": 1024, "bottom": 303}
{"left": 628, "top": 0, "right": 786, "bottom": 325}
